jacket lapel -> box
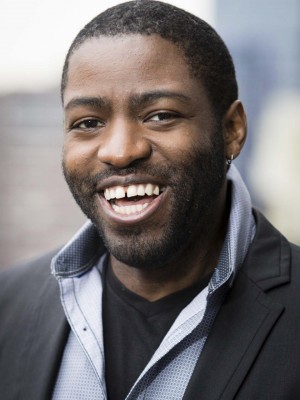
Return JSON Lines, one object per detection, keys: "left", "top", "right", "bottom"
{"left": 18, "top": 271, "right": 69, "bottom": 400}
{"left": 183, "top": 211, "right": 290, "bottom": 400}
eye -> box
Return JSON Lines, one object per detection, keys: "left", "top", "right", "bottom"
{"left": 72, "top": 119, "right": 103, "bottom": 129}
{"left": 147, "top": 112, "right": 179, "bottom": 122}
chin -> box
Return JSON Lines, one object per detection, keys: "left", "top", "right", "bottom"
{"left": 93, "top": 218, "right": 189, "bottom": 270}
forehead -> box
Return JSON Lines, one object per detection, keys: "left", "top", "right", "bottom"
{"left": 64, "top": 34, "right": 207, "bottom": 105}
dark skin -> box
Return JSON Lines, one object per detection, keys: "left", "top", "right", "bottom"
{"left": 63, "top": 35, "right": 247, "bottom": 301}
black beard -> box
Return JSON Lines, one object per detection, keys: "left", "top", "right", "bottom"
{"left": 62, "top": 131, "right": 226, "bottom": 270}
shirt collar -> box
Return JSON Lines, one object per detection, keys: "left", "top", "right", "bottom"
{"left": 51, "top": 220, "right": 103, "bottom": 278}
{"left": 209, "top": 164, "right": 255, "bottom": 293}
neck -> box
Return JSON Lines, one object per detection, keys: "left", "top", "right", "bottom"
{"left": 110, "top": 182, "right": 230, "bottom": 301}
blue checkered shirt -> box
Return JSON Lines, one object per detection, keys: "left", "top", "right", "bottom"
{"left": 51, "top": 165, "right": 255, "bottom": 399}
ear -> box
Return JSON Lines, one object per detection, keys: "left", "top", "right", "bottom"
{"left": 223, "top": 100, "right": 247, "bottom": 161}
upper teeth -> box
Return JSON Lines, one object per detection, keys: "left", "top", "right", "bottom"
{"left": 104, "top": 183, "right": 160, "bottom": 200}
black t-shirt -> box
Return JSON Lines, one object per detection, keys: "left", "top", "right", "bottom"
{"left": 102, "top": 262, "right": 210, "bottom": 400}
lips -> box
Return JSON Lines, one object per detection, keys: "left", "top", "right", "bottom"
{"left": 102, "top": 182, "right": 164, "bottom": 216}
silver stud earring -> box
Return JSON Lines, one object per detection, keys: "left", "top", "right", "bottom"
{"left": 226, "top": 154, "right": 234, "bottom": 166}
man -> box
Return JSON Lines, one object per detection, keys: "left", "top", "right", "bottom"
{"left": 1, "top": 1, "right": 300, "bottom": 399}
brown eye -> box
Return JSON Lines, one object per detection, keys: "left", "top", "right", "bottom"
{"left": 147, "top": 112, "right": 179, "bottom": 122}
{"left": 75, "top": 119, "right": 102, "bottom": 129}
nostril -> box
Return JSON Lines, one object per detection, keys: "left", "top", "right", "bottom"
{"left": 97, "top": 139, "right": 152, "bottom": 168}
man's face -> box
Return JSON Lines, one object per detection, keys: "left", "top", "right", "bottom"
{"left": 62, "top": 35, "right": 227, "bottom": 269}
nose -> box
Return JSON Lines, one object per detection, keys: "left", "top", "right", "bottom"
{"left": 97, "top": 119, "right": 152, "bottom": 168}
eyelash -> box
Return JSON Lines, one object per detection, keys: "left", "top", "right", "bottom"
{"left": 72, "top": 119, "right": 103, "bottom": 130}
{"left": 146, "top": 111, "right": 180, "bottom": 122}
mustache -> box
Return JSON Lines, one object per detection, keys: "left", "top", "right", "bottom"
{"left": 91, "top": 164, "right": 173, "bottom": 185}
{"left": 62, "top": 159, "right": 174, "bottom": 189}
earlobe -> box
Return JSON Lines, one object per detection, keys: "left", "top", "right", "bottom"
{"left": 223, "top": 100, "right": 247, "bottom": 162}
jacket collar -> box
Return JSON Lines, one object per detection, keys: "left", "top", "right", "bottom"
{"left": 243, "top": 209, "right": 291, "bottom": 290}
{"left": 183, "top": 209, "right": 290, "bottom": 400}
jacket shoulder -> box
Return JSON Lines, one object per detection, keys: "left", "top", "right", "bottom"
{"left": 243, "top": 210, "right": 300, "bottom": 289}
{"left": 290, "top": 241, "right": 300, "bottom": 261}
{"left": 0, "top": 250, "right": 60, "bottom": 335}
{"left": 0, "top": 250, "right": 58, "bottom": 298}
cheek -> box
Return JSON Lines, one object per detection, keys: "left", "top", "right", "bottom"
{"left": 153, "top": 128, "right": 210, "bottom": 161}
{"left": 63, "top": 139, "right": 98, "bottom": 175}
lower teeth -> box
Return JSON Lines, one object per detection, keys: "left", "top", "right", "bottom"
{"left": 112, "top": 203, "right": 149, "bottom": 215}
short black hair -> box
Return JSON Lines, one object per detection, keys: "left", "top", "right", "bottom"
{"left": 61, "top": 0, "right": 238, "bottom": 119}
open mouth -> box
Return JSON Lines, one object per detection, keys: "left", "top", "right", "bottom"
{"left": 103, "top": 183, "right": 165, "bottom": 216}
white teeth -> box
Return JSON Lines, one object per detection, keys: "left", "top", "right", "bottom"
{"left": 109, "top": 188, "right": 115, "bottom": 199}
{"left": 127, "top": 185, "right": 138, "bottom": 198}
{"left": 111, "top": 204, "right": 121, "bottom": 213}
{"left": 145, "top": 183, "right": 153, "bottom": 196}
{"left": 137, "top": 184, "right": 145, "bottom": 196}
{"left": 104, "top": 186, "right": 127, "bottom": 200}
{"left": 153, "top": 185, "right": 159, "bottom": 195}
{"left": 115, "top": 186, "right": 125, "bottom": 199}
{"left": 136, "top": 204, "right": 143, "bottom": 212}
{"left": 104, "top": 188, "right": 110, "bottom": 200}
{"left": 104, "top": 183, "right": 162, "bottom": 200}
{"left": 112, "top": 203, "right": 149, "bottom": 215}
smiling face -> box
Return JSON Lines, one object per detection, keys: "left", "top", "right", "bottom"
{"left": 62, "top": 35, "right": 227, "bottom": 269}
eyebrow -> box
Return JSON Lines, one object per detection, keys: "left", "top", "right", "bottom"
{"left": 129, "top": 90, "right": 191, "bottom": 108}
{"left": 64, "top": 96, "right": 110, "bottom": 111}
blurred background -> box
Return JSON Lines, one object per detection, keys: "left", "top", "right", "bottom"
{"left": 1, "top": 0, "right": 299, "bottom": 268}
